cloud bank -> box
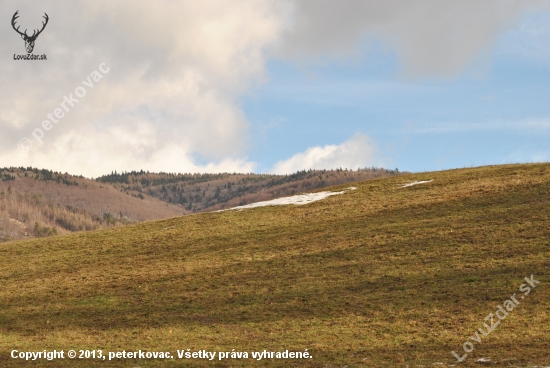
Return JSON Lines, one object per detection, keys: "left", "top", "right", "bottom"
{"left": 270, "top": 133, "right": 377, "bottom": 174}
{"left": 1, "top": 0, "right": 547, "bottom": 177}
{"left": 277, "top": 0, "right": 550, "bottom": 77}
{"left": 1, "top": 0, "right": 284, "bottom": 176}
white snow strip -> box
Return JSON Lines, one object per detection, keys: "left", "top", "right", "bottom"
{"left": 401, "top": 179, "right": 433, "bottom": 188}
{"left": 475, "top": 357, "right": 493, "bottom": 363}
{"left": 221, "top": 187, "right": 357, "bottom": 211}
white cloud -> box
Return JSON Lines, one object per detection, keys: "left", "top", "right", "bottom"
{"left": 1, "top": 0, "right": 548, "bottom": 177}
{"left": 270, "top": 133, "right": 377, "bottom": 174}
{"left": 9, "top": 139, "right": 256, "bottom": 178}
{"left": 1, "top": 0, "right": 283, "bottom": 177}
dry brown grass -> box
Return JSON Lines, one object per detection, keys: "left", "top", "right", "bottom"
{"left": 0, "top": 164, "right": 548, "bottom": 367}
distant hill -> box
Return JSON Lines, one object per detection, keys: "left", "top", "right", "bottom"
{"left": 0, "top": 168, "right": 185, "bottom": 242}
{"left": 0, "top": 166, "right": 403, "bottom": 242}
{"left": 96, "top": 167, "right": 403, "bottom": 212}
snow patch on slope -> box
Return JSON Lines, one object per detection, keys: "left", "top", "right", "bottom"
{"left": 401, "top": 180, "right": 433, "bottom": 188}
{"left": 223, "top": 187, "right": 357, "bottom": 211}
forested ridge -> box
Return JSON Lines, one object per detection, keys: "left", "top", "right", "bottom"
{"left": 1, "top": 166, "right": 404, "bottom": 242}
{"left": 97, "top": 167, "right": 403, "bottom": 212}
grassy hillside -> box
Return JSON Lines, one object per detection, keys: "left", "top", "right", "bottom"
{"left": 0, "top": 164, "right": 548, "bottom": 367}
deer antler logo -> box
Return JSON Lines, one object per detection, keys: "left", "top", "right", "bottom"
{"left": 12, "top": 10, "right": 49, "bottom": 54}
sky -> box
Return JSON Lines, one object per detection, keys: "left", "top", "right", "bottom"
{"left": 1, "top": 0, "right": 550, "bottom": 177}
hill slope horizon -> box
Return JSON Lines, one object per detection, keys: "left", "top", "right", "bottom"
{"left": 0, "top": 166, "right": 403, "bottom": 242}
{"left": 0, "top": 163, "right": 548, "bottom": 367}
